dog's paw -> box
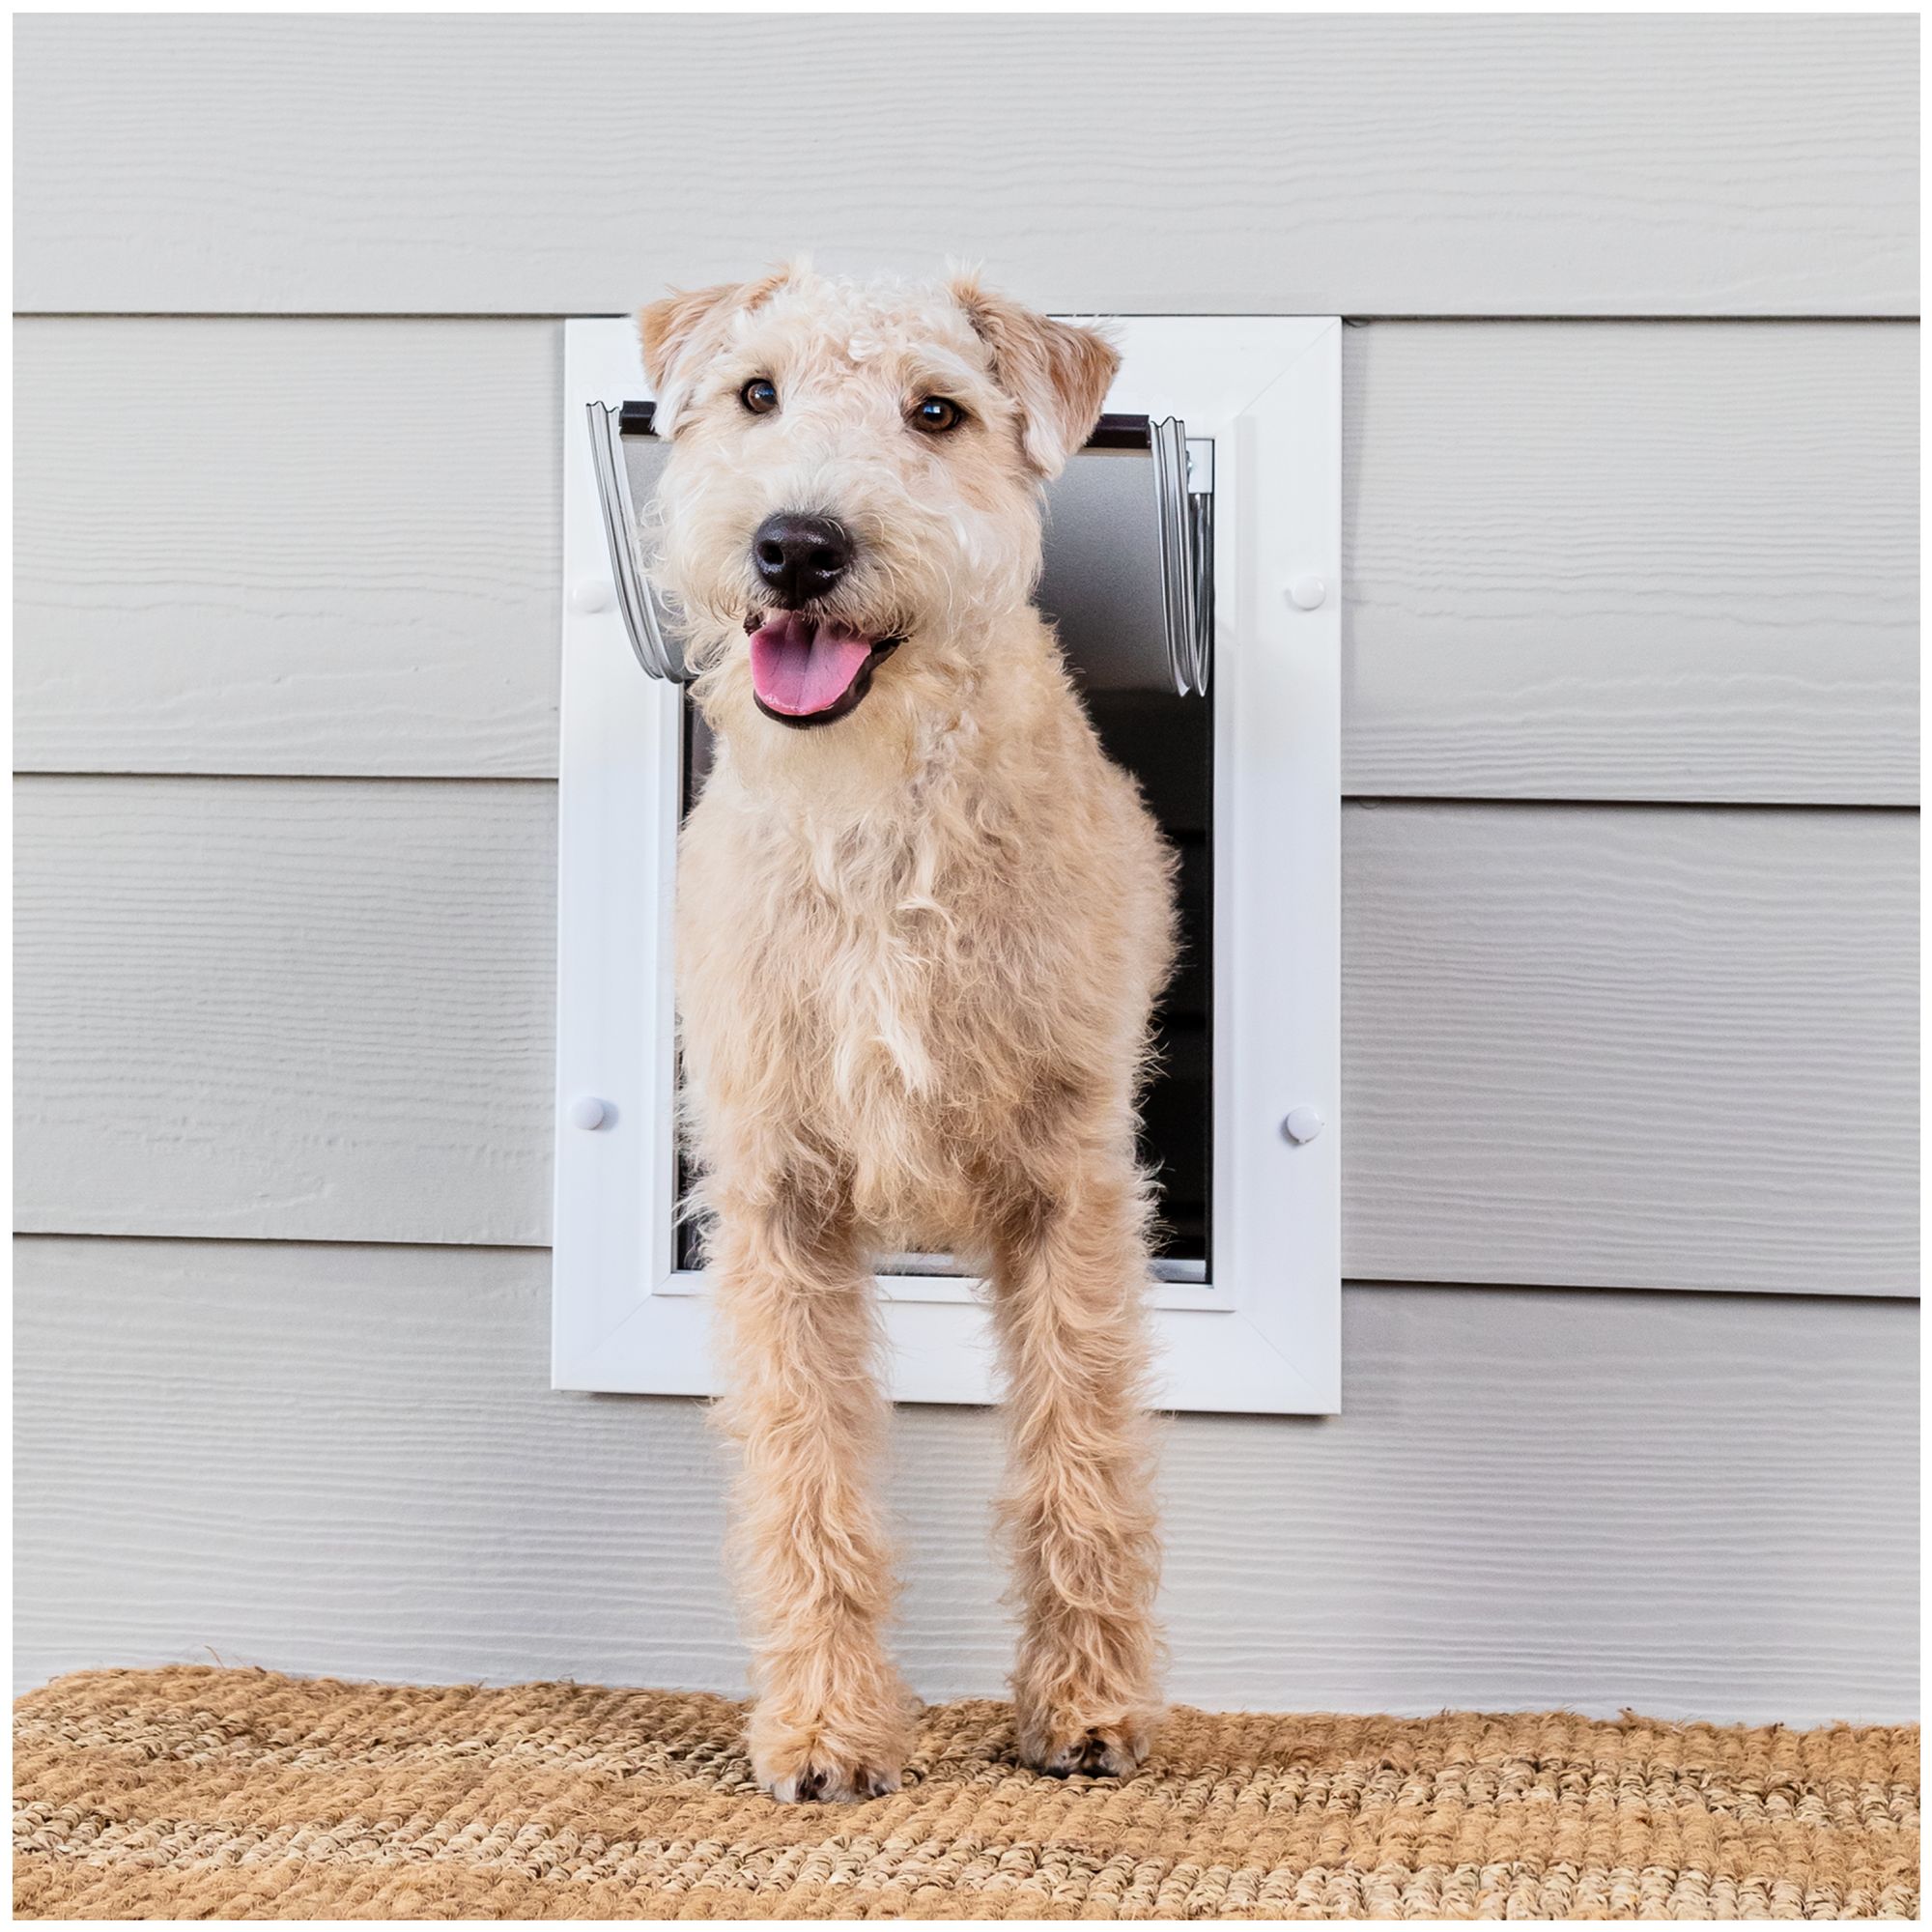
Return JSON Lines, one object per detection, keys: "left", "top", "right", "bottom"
{"left": 749, "top": 1684, "right": 916, "bottom": 1804}
{"left": 759, "top": 1750, "right": 903, "bottom": 1804}
{"left": 1020, "top": 1717, "right": 1152, "bottom": 1781}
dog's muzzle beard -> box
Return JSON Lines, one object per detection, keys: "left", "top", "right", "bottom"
{"left": 739, "top": 509, "right": 909, "bottom": 728}
{"left": 742, "top": 607, "right": 904, "bottom": 730}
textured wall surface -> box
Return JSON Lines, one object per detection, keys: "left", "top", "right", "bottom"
{"left": 14, "top": 1241, "right": 1918, "bottom": 1727}
{"left": 13, "top": 15, "right": 1918, "bottom": 1721}
{"left": 15, "top": 16, "right": 1917, "bottom": 315}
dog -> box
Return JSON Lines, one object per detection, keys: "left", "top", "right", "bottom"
{"left": 638, "top": 264, "right": 1177, "bottom": 1803}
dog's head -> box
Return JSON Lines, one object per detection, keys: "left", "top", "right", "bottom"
{"left": 638, "top": 264, "right": 1118, "bottom": 743}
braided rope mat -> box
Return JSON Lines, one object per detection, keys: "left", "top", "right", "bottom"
{"left": 14, "top": 1667, "right": 1918, "bottom": 1920}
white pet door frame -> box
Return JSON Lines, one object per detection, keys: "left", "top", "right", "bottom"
{"left": 553, "top": 316, "right": 1340, "bottom": 1414}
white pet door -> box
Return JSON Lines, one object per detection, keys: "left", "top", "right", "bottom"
{"left": 553, "top": 316, "right": 1340, "bottom": 1413}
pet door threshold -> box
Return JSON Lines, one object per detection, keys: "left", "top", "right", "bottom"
{"left": 877, "top": 1251, "right": 1208, "bottom": 1285}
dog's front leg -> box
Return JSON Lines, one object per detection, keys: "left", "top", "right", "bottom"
{"left": 709, "top": 1185, "right": 914, "bottom": 1802}
{"left": 989, "top": 1158, "right": 1165, "bottom": 1779}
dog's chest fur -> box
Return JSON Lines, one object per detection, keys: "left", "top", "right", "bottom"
{"left": 675, "top": 699, "right": 1174, "bottom": 1241}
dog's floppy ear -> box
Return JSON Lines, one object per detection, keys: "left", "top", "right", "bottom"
{"left": 639, "top": 265, "right": 801, "bottom": 431}
{"left": 638, "top": 283, "right": 738, "bottom": 394}
{"left": 951, "top": 274, "right": 1120, "bottom": 478}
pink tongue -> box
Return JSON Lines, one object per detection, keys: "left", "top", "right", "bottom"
{"left": 748, "top": 613, "right": 876, "bottom": 716}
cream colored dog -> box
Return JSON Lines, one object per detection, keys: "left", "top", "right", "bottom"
{"left": 639, "top": 265, "right": 1175, "bottom": 1803}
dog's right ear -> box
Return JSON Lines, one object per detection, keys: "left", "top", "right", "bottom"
{"left": 639, "top": 266, "right": 799, "bottom": 432}
{"left": 638, "top": 284, "right": 737, "bottom": 393}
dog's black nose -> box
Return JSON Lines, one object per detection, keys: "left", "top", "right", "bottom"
{"left": 752, "top": 512, "right": 852, "bottom": 607}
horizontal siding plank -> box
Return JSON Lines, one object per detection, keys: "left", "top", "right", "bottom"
{"left": 15, "top": 320, "right": 1917, "bottom": 802}
{"left": 14, "top": 16, "right": 1916, "bottom": 319}
{"left": 14, "top": 1236, "right": 1917, "bottom": 1725}
{"left": 1345, "top": 802, "right": 1918, "bottom": 1293}
{"left": 1345, "top": 325, "right": 1920, "bottom": 805}
{"left": 14, "top": 777, "right": 556, "bottom": 1245}
{"left": 14, "top": 320, "right": 560, "bottom": 778}
{"left": 15, "top": 779, "right": 1916, "bottom": 1294}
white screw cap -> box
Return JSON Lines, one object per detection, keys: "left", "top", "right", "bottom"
{"left": 567, "top": 1094, "right": 609, "bottom": 1131}
{"left": 1282, "top": 1105, "right": 1325, "bottom": 1144}
{"left": 1287, "top": 576, "right": 1327, "bottom": 611}
{"left": 570, "top": 578, "right": 615, "bottom": 614}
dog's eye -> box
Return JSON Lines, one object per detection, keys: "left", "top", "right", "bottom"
{"left": 909, "top": 396, "right": 964, "bottom": 435}
{"left": 740, "top": 379, "right": 780, "bottom": 416}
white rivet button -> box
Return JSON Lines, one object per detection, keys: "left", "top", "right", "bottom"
{"left": 567, "top": 1094, "right": 609, "bottom": 1131}
{"left": 1282, "top": 1106, "right": 1325, "bottom": 1145}
{"left": 1287, "top": 576, "right": 1327, "bottom": 611}
{"left": 571, "top": 578, "right": 615, "bottom": 614}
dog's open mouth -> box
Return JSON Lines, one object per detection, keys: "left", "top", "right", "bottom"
{"left": 747, "top": 612, "right": 901, "bottom": 727}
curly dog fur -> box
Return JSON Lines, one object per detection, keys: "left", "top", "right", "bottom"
{"left": 639, "top": 264, "right": 1175, "bottom": 1803}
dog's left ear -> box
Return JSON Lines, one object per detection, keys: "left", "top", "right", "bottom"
{"left": 951, "top": 276, "right": 1120, "bottom": 478}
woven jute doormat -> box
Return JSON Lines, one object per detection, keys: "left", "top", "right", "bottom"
{"left": 14, "top": 1666, "right": 1919, "bottom": 1920}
